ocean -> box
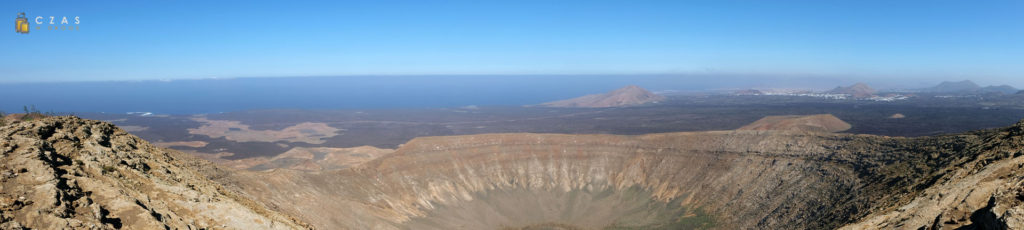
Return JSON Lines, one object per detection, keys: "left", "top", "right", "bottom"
{"left": 0, "top": 74, "right": 849, "bottom": 114}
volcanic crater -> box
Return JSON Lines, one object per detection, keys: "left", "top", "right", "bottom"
{"left": 4, "top": 116, "right": 1024, "bottom": 229}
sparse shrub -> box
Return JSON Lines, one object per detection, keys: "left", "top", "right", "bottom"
{"left": 102, "top": 165, "right": 116, "bottom": 173}
{"left": 18, "top": 105, "right": 47, "bottom": 121}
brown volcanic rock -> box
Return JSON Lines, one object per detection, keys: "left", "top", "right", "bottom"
{"left": 738, "top": 114, "right": 852, "bottom": 133}
{"left": 826, "top": 83, "right": 877, "bottom": 98}
{"left": 542, "top": 85, "right": 666, "bottom": 108}
{"left": 0, "top": 117, "right": 307, "bottom": 229}
{"left": 843, "top": 119, "right": 1024, "bottom": 229}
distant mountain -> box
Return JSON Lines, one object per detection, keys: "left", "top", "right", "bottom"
{"left": 979, "top": 85, "right": 1019, "bottom": 94}
{"left": 542, "top": 85, "right": 665, "bottom": 108}
{"left": 919, "top": 80, "right": 1018, "bottom": 94}
{"left": 734, "top": 89, "right": 764, "bottom": 95}
{"left": 920, "top": 80, "right": 981, "bottom": 93}
{"left": 825, "top": 83, "right": 876, "bottom": 98}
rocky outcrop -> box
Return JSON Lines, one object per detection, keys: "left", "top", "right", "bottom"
{"left": 0, "top": 117, "right": 308, "bottom": 229}
{"left": 842, "top": 119, "right": 1024, "bottom": 229}
{"left": 542, "top": 85, "right": 665, "bottom": 108}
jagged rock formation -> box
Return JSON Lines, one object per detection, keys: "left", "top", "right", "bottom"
{"left": 737, "top": 114, "right": 852, "bottom": 133}
{"left": 5, "top": 116, "right": 1024, "bottom": 230}
{"left": 0, "top": 117, "right": 308, "bottom": 229}
{"left": 542, "top": 85, "right": 665, "bottom": 108}
{"left": 826, "top": 83, "right": 877, "bottom": 98}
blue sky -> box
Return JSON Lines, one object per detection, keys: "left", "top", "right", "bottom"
{"left": 4, "top": 0, "right": 1024, "bottom": 87}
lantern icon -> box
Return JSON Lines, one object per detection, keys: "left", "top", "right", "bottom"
{"left": 16, "top": 12, "right": 29, "bottom": 34}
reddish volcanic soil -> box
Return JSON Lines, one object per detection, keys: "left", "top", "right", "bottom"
{"left": 738, "top": 114, "right": 852, "bottom": 133}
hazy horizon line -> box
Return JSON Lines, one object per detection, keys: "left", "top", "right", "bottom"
{"left": 1, "top": 72, "right": 1018, "bottom": 89}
